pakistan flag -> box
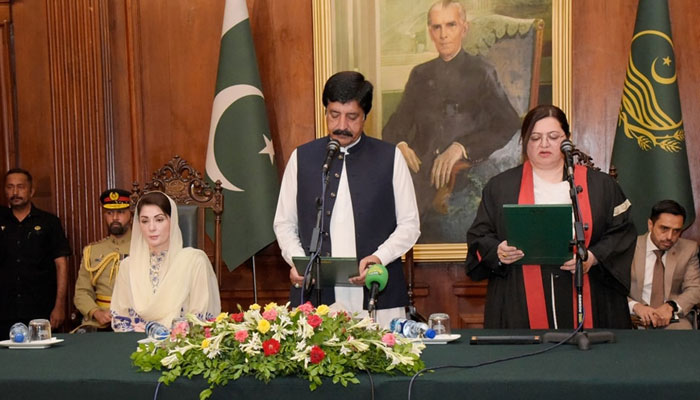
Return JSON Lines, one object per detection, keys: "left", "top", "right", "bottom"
{"left": 611, "top": 0, "right": 694, "bottom": 231}
{"left": 205, "top": 0, "right": 279, "bottom": 270}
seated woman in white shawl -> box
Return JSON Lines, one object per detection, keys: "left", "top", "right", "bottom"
{"left": 110, "top": 191, "right": 221, "bottom": 332}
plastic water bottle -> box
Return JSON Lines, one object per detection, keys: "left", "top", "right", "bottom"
{"left": 145, "top": 321, "right": 169, "bottom": 341}
{"left": 389, "top": 318, "right": 436, "bottom": 339}
{"left": 9, "top": 322, "right": 29, "bottom": 343}
{"left": 389, "top": 317, "right": 407, "bottom": 335}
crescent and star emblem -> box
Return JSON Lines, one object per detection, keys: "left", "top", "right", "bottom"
{"left": 618, "top": 29, "right": 683, "bottom": 153}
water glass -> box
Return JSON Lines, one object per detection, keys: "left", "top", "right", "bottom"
{"left": 29, "top": 319, "right": 52, "bottom": 341}
{"left": 428, "top": 313, "right": 451, "bottom": 335}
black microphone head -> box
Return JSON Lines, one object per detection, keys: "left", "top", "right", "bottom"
{"left": 560, "top": 139, "right": 574, "bottom": 154}
{"left": 327, "top": 139, "right": 340, "bottom": 153}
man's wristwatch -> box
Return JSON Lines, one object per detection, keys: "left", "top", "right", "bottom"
{"left": 666, "top": 300, "right": 679, "bottom": 313}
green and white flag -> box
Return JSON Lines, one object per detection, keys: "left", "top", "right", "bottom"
{"left": 611, "top": 0, "right": 694, "bottom": 231}
{"left": 206, "top": 0, "right": 279, "bottom": 270}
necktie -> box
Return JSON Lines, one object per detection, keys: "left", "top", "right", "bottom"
{"left": 649, "top": 249, "right": 665, "bottom": 307}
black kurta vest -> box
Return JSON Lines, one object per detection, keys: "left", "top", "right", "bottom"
{"left": 293, "top": 134, "right": 409, "bottom": 309}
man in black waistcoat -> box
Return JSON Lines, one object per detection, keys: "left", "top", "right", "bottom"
{"left": 0, "top": 168, "right": 71, "bottom": 335}
{"left": 274, "top": 71, "right": 420, "bottom": 327}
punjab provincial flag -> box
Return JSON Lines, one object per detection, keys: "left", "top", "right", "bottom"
{"left": 611, "top": 0, "right": 694, "bottom": 231}
{"left": 205, "top": 0, "right": 279, "bottom": 270}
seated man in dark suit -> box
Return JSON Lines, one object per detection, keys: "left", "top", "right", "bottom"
{"left": 628, "top": 199, "right": 700, "bottom": 329}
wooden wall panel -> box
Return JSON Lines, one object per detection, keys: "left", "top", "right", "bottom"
{"left": 44, "top": 0, "right": 112, "bottom": 259}
{"left": 0, "top": 2, "right": 14, "bottom": 191}
{"left": 144, "top": 2, "right": 216, "bottom": 177}
{"left": 12, "top": 0, "right": 54, "bottom": 211}
{"left": 248, "top": 0, "right": 316, "bottom": 170}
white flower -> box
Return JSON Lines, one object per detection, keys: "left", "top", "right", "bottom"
{"left": 245, "top": 309, "right": 262, "bottom": 323}
{"left": 202, "top": 333, "right": 226, "bottom": 359}
{"left": 271, "top": 316, "right": 294, "bottom": 342}
{"left": 324, "top": 334, "right": 339, "bottom": 344}
{"left": 339, "top": 345, "right": 351, "bottom": 356}
{"left": 161, "top": 353, "right": 180, "bottom": 368}
{"left": 347, "top": 316, "right": 378, "bottom": 331}
{"left": 239, "top": 332, "right": 262, "bottom": 356}
{"left": 295, "top": 318, "right": 315, "bottom": 339}
{"left": 369, "top": 339, "right": 418, "bottom": 367}
{"left": 290, "top": 345, "right": 311, "bottom": 369}
{"left": 410, "top": 342, "right": 425, "bottom": 355}
{"left": 346, "top": 337, "right": 370, "bottom": 352}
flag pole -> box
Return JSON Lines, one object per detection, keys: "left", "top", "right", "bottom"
{"left": 252, "top": 255, "right": 258, "bottom": 304}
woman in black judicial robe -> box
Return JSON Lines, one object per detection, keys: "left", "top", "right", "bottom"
{"left": 465, "top": 105, "right": 637, "bottom": 329}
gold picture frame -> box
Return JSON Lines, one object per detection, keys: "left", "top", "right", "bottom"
{"left": 313, "top": 0, "right": 571, "bottom": 262}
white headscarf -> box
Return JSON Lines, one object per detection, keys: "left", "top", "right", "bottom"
{"left": 112, "top": 191, "right": 220, "bottom": 328}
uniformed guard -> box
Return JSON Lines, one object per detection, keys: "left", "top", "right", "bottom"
{"left": 73, "top": 188, "right": 132, "bottom": 330}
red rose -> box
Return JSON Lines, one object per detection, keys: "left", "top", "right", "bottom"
{"left": 307, "top": 314, "right": 322, "bottom": 329}
{"left": 230, "top": 312, "right": 244, "bottom": 323}
{"left": 263, "top": 338, "right": 280, "bottom": 356}
{"left": 310, "top": 345, "right": 325, "bottom": 364}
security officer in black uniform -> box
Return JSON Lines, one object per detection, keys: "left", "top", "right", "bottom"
{"left": 0, "top": 168, "right": 71, "bottom": 335}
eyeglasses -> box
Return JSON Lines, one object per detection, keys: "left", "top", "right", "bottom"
{"left": 529, "top": 131, "right": 565, "bottom": 142}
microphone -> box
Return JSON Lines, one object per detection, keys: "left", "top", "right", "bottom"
{"left": 560, "top": 139, "right": 575, "bottom": 178}
{"left": 365, "top": 263, "right": 389, "bottom": 314}
{"left": 322, "top": 139, "right": 341, "bottom": 174}
{"left": 469, "top": 335, "right": 542, "bottom": 345}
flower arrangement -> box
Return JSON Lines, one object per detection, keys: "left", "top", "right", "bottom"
{"left": 131, "top": 302, "right": 426, "bottom": 399}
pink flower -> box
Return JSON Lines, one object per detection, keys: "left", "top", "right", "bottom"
{"left": 234, "top": 329, "right": 248, "bottom": 343}
{"left": 381, "top": 333, "right": 396, "bottom": 347}
{"left": 262, "top": 309, "right": 277, "bottom": 321}
{"left": 170, "top": 321, "right": 189, "bottom": 339}
{"left": 204, "top": 327, "right": 212, "bottom": 338}
{"left": 230, "top": 312, "right": 244, "bottom": 323}
{"left": 263, "top": 338, "right": 281, "bottom": 356}
{"left": 307, "top": 314, "right": 322, "bottom": 329}
{"left": 310, "top": 345, "right": 325, "bottom": 364}
{"left": 297, "top": 301, "right": 314, "bottom": 315}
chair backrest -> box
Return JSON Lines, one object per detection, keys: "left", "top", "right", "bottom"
{"left": 463, "top": 14, "right": 544, "bottom": 116}
{"left": 131, "top": 155, "right": 224, "bottom": 285}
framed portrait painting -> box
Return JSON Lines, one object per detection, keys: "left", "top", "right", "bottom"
{"left": 313, "top": 0, "right": 571, "bottom": 261}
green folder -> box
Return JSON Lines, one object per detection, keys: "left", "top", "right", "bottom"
{"left": 292, "top": 256, "right": 359, "bottom": 287}
{"left": 503, "top": 204, "right": 573, "bottom": 265}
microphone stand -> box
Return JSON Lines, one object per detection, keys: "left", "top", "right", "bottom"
{"left": 301, "top": 169, "right": 332, "bottom": 306}
{"left": 543, "top": 150, "right": 615, "bottom": 350}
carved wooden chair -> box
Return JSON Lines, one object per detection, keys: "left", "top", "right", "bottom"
{"left": 131, "top": 155, "right": 224, "bottom": 285}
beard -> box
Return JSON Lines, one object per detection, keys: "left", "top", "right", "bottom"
{"left": 109, "top": 222, "right": 128, "bottom": 236}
